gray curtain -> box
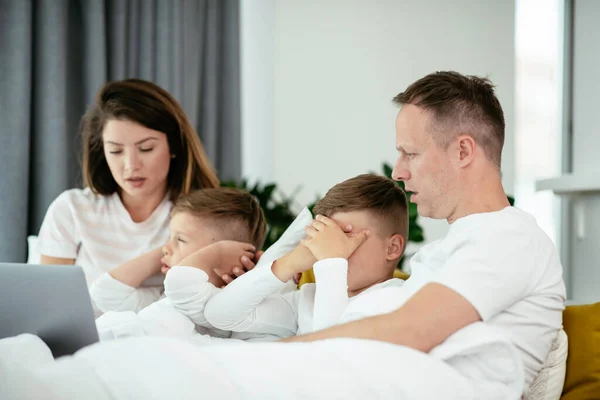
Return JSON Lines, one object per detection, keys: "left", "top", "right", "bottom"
{"left": 0, "top": 0, "right": 241, "bottom": 262}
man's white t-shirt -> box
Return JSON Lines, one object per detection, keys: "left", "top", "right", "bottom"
{"left": 404, "top": 206, "right": 566, "bottom": 387}
{"left": 37, "top": 188, "right": 171, "bottom": 287}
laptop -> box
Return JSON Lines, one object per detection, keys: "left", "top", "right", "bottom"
{"left": 0, "top": 263, "right": 99, "bottom": 358}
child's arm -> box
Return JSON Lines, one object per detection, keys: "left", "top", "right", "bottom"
{"left": 89, "top": 248, "right": 165, "bottom": 313}
{"left": 174, "top": 240, "right": 257, "bottom": 287}
{"left": 108, "top": 248, "right": 164, "bottom": 288}
{"left": 311, "top": 258, "right": 350, "bottom": 331}
{"left": 204, "top": 243, "right": 317, "bottom": 338}
{"left": 162, "top": 266, "right": 221, "bottom": 328}
{"left": 204, "top": 263, "right": 303, "bottom": 339}
{"left": 138, "top": 297, "right": 231, "bottom": 339}
{"left": 161, "top": 241, "right": 255, "bottom": 330}
{"left": 301, "top": 214, "right": 370, "bottom": 331}
{"left": 90, "top": 273, "right": 163, "bottom": 313}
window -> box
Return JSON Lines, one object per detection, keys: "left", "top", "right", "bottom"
{"left": 514, "top": 0, "right": 565, "bottom": 248}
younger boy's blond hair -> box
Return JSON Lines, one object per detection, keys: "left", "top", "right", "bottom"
{"left": 171, "top": 188, "right": 267, "bottom": 250}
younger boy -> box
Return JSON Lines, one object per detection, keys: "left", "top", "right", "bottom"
{"left": 203, "top": 174, "right": 411, "bottom": 338}
{"left": 92, "top": 187, "right": 269, "bottom": 342}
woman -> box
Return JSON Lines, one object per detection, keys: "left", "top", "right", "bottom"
{"left": 37, "top": 79, "right": 221, "bottom": 286}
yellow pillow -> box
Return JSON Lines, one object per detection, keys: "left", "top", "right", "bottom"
{"left": 297, "top": 268, "right": 316, "bottom": 288}
{"left": 561, "top": 301, "right": 600, "bottom": 400}
{"left": 298, "top": 268, "right": 410, "bottom": 287}
{"left": 394, "top": 269, "right": 410, "bottom": 281}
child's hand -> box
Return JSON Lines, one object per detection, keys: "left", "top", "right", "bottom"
{"left": 220, "top": 250, "right": 264, "bottom": 285}
{"left": 210, "top": 240, "right": 257, "bottom": 280}
{"left": 271, "top": 243, "right": 317, "bottom": 283}
{"left": 301, "top": 215, "right": 370, "bottom": 260}
{"left": 178, "top": 241, "right": 255, "bottom": 284}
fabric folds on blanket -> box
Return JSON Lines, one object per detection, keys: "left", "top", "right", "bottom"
{"left": 0, "top": 334, "right": 54, "bottom": 369}
{"left": 0, "top": 322, "right": 524, "bottom": 400}
{"left": 429, "top": 322, "right": 525, "bottom": 400}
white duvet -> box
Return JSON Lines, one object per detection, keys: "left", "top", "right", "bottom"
{"left": 0, "top": 322, "right": 523, "bottom": 400}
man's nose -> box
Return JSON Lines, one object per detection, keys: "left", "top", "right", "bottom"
{"left": 392, "top": 159, "right": 410, "bottom": 181}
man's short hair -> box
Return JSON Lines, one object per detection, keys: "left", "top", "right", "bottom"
{"left": 313, "top": 174, "right": 409, "bottom": 242}
{"left": 393, "top": 71, "right": 505, "bottom": 168}
{"left": 171, "top": 188, "right": 267, "bottom": 250}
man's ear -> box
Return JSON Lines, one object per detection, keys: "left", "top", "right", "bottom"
{"left": 386, "top": 234, "right": 405, "bottom": 261}
{"left": 454, "top": 135, "right": 476, "bottom": 167}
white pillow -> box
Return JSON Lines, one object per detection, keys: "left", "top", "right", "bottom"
{"left": 254, "top": 207, "right": 313, "bottom": 292}
{"left": 255, "top": 207, "right": 313, "bottom": 269}
{"left": 523, "top": 329, "right": 568, "bottom": 400}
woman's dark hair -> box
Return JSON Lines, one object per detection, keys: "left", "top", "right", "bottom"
{"left": 81, "top": 78, "right": 219, "bottom": 200}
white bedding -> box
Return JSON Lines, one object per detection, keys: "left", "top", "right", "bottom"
{"left": 0, "top": 322, "right": 524, "bottom": 400}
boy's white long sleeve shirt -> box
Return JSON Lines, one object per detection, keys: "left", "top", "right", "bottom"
{"left": 90, "top": 273, "right": 164, "bottom": 314}
{"left": 162, "top": 266, "right": 221, "bottom": 329}
{"left": 94, "top": 266, "right": 278, "bottom": 343}
{"left": 90, "top": 265, "right": 226, "bottom": 318}
{"left": 204, "top": 258, "right": 407, "bottom": 338}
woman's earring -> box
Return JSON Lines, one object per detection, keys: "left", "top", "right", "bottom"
{"left": 170, "top": 154, "right": 176, "bottom": 159}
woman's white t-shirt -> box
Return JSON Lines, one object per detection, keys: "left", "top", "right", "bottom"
{"left": 37, "top": 188, "right": 172, "bottom": 287}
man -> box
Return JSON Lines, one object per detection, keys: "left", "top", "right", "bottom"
{"left": 1, "top": 72, "right": 565, "bottom": 400}
{"left": 285, "top": 71, "right": 566, "bottom": 386}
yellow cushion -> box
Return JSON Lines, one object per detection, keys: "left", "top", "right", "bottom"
{"left": 560, "top": 301, "right": 600, "bottom": 400}
{"left": 297, "top": 268, "right": 316, "bottom": 288}
{"left": 298, "top": 268, "right": 410, "bottom": 288}
{"left": 394, "top": 269, "right": 410, "bottom": 281}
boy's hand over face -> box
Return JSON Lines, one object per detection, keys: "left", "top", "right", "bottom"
{"left": 301, "top": 215, "right": 370, "bottom": 261}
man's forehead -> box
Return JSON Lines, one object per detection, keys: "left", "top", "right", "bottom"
{"left": 394, "top": 108, "right": 412, "bottom": 142}
{"left": 395, "top": 107, "right": 434, "bottom": 146}
{"left": 396, "top": 104, "right": 431, "bottom": 127}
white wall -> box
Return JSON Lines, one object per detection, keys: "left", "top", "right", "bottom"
{"left": 241, "top": 0, "right": 516, "bottom": 247}
{"left": 240, "top": 0, "right": 276, "bottom": 183}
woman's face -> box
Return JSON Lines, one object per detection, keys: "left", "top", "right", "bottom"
{"left": 102, "top": 119, "right": 172, "bottom": 202}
